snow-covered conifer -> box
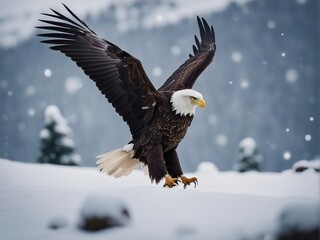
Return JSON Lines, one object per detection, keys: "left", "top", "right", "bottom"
{"left": 233, "top": 137, "right": 262, "bottom": 172}
{"left": 37, "top": 105, "right": 82, "bottom": 166}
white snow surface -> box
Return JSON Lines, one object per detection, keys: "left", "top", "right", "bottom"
{"left": 0, "top": 158, "right": 319, "bottom": 240}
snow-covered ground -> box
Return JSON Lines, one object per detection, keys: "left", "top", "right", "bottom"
{"left": 0, "top": 159, "right": 319, "bottom": 240}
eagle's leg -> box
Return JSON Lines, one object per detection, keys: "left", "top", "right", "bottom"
{"left": 163, "top": 148, "right": 198, "bottom": 188}
{"left": 180, "top": 176, "right": 198, "bottom": 189}
{"left": 144, "top": 143, "right": 168, "bottom": 184}
{"left": 163, "top": 148, "right": 183, "bottom": 178}
{"left": 162, "top": 148, "right": 182, "bottom": 188}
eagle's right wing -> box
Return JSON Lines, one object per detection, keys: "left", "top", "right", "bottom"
{"left": 159, "top": 17, "right": 216, "bottom": 91}
{"left": 37, "top": 4, "right": 159, "bottom": 140}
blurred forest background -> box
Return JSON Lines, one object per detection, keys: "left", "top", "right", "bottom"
{"left": 0, "top": 0, "right": 319, "bottom": 171}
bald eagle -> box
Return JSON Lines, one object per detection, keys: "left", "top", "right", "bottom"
{"left": 37, "top": 4, "right": 216, "bottom": 188}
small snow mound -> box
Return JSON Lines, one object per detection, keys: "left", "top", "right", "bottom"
{"left": 197, "top": 161, "right": 219, "bottom": 174}
{"left": 78, "top": 195, "right": 130, "bottom": 231}
{"left": 293, "top": 159, "right": 320, "bottom": 173}
{"left": 48, "top": 216, "right": 68, "bottom": 230}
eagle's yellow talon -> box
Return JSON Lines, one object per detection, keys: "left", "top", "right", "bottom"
{"left": 163, "top": 175, "right": 180, "bottom": 188}
{"left": 181, "top": 176, "right": 198, "bottom": 189}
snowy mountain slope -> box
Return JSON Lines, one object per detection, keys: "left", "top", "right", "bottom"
{"left": 0, "top": 159, "right": 319, "bottom": 240}
{"left": 0, "top": 0, "right": 253, "bottom": 48}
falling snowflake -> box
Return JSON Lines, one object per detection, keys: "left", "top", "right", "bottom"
{"left": 39, "top": 129, "right": 50, "bottom": 139}
{"left": 25, "top": 86, "right": 36, "bottom": 96}
{"left": 0, "top": 80, "right": 8, "bottom": 89}
{"left": 215, "top": 134, "right": 228, "bottom": 147}
{"left": 152, "top": 67, "right": 163, "bottom": 77}
{"left": 231, "top": 52, "right": 242, "bottom": 63}
{"left": 156, "top": 14, "right": 163, "bottom": 22}
{"left": 170, "top": 45, "right": 181, "bottom": 56}
{"left": 18, "top": 122, "right": 26, "bottom": 131}
{"left": 44, "top": 68, "right": 52, "bottom": 78}
{"left": 267, "top": 21, "right": 276, "bottom": 29}
{"left": 207, "top": 114, "right": 218, "bottom": 126}
{"left": 27, "top": 108, "right": 36, "bottom": 117}
{"left": 240, "top": 79, "right": 249, "bottom": 89}
{"left": 285, "top": 128, "right": 290, "bottom": 132}
{"left": 65, "top": 77, "right": 82, "bottom": 94}
{"left": 281, "top": 52, "right": 286, "bottom": 57}
{"left": 296, "top": 0, "right": 307, "bottom": 4}
{"left": 283, "top": 151, "right": 291, "bottom": 160}
{"left": 2, "top": 114, "right": 8, "bottom": 121}
{"left": 305, "top": 134, "right": 312, "bottom": 141}
{"left": 309, "top": 117, "right": 314, "bottom": 121}
{"left": 285, "top": 69, "right": 299, "bottom": 83}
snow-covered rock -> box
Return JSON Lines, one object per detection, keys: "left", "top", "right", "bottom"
{"left": 293, "top": 159, "right": 320, "bottom": 173}
{"left": 78, "top": 195, "right": 130, "bottom": 231}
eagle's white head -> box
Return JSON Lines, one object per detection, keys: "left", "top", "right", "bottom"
{"left": 171, "top": 89, "right": 206, "bottom": 116}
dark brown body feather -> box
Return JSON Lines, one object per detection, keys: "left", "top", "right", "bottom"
{"left": 131, "top": 92, "right": 193, "bottom": 182}
{"left": 37, "top": 4, "right": 216, "bottom": 183}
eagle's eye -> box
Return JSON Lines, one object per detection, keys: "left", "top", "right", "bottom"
{"left": 190, "top": 96, "right": 197, "bottom": 100}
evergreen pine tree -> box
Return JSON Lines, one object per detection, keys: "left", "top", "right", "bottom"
{"left": 38, "top": 105, "right": 82, "bottom": 166}
{"left": 233, "top": 137, "right": 262, "bottom": 172}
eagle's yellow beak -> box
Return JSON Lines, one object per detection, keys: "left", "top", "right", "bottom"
{"left": 192, "top": 98, "right": 206, "bottom": 108}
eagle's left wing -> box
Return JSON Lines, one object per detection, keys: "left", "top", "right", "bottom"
{"left": 159, "top": 17, "right": 216, "bottom": 91}
{"left": 37, "top": 4, "right": 159, "bottom": 140}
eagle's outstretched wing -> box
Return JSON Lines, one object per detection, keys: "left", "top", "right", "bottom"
{"left": 37, "top": 4, "right": 159, "bottom": 140}
{"left": 159, "top": 16, "right": 216, "bottom": 91}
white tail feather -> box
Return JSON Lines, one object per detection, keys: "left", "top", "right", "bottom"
{"left": 96, "top": 144, "right": 139, "bottom": 178}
